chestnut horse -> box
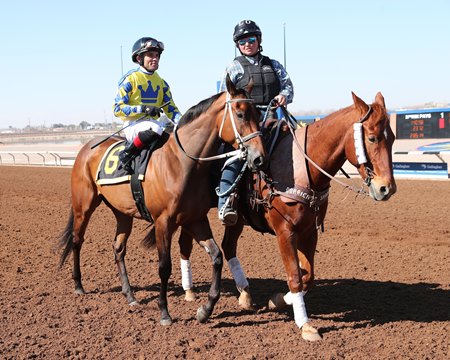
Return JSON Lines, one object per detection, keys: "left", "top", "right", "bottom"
{"left": 57, "top": 76, "right": 267, "bottom": 325}
{"left": 177, "top": 92, "right": 396, "bottom": 340}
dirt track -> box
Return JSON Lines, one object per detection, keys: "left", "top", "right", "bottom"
{"left": 0, "top": 166, "right": 448, "bottom": 359}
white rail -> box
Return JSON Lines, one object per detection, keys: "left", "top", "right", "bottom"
{"left": 0, "top": 151, "right": 78, "bottom": 167}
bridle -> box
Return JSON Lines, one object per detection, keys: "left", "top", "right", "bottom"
{"left": 173, "top": 92, "right": 262, "bottom": 164}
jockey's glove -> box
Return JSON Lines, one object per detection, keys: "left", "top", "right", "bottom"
{"left": 141, "top": 105, "right": 162, "bottom": 117}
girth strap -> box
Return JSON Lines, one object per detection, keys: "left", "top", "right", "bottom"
{"left": 272, "top": 182, "right": 330, "bottom": 209}
{"left": 130, "top": 173, "right": 153, "bottom": 223}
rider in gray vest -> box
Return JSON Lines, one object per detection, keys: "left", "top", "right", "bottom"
{"left": 217, "top": 20, "right": 294, "bottom": 226}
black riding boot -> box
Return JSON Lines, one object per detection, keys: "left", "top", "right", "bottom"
{"left": 119, "top": 142, "right": 140, "bottom": 173}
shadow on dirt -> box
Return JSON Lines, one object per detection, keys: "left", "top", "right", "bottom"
{"left": 194, "top": 277, "right": 449, "bottom": 326}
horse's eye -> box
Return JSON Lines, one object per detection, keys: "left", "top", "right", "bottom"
{"left": 368, "top": 135, "right": 377, "bottom": 143}
{"left": 236, "top": 111, "right": 244, "bottom": 120}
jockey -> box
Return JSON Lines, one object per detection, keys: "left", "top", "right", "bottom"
{"left": 113, "top": 37, "right": 182, "bottom": 172}
{"left": 217, "top": 20, "right": 294, "bottom": 225}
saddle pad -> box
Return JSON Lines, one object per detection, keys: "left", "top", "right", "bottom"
{"left": 96, "top": 140, "right": 149, "bottom": 185}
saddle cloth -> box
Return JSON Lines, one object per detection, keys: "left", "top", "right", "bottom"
{"left": 96, "top": 140, "right": 151, "bottom": 185}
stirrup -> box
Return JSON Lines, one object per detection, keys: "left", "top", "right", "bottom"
{"left": 218, "top": 200, "right": 238, "bottom": 226}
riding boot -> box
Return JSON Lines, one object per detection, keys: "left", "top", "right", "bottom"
{"left": 218, "top": 159, "right": 244, "bottom": 226}
{"left": 119, "top": 129, "right": 161, "bottom": 173}
{"left": 119, "top": 142, "right": 140, "bottom": 173}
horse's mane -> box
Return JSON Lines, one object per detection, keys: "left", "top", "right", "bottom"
{"left": 178, "top": 87, "right": 250, "bottom": 127}
{"left": 178, "top": 92, "right": 223, "bottom": 127}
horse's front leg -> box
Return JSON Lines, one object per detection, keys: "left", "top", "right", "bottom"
{"left": 178, "top": 227, "right": 196, "bottom": 301}
{"left": 274, "top": 226, "right": 322, "bottom": 342}
{"left": 297, "top": 230, "right": 318, "bottom": 292}
{"left": 154, "top": 217, "right": 177, "bottom": 325}
{"left": 111, "top": 210, "right": 137, "bottom": 305}
{"left": 221, "top": 222, "right": 254, "bottom": 310}
{"left": 184, "top": 219, "right": 223, "bottom": 323}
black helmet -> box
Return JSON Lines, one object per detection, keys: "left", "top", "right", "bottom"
{"left": 233, "top": 20, "right": 262, "bottom": 42}
{"left": 131, "top": 37, "right": 164, "bottom": 63}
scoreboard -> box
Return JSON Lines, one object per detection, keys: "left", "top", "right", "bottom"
{"left": 396, "top": 110, "right": 450, "bottom": 139}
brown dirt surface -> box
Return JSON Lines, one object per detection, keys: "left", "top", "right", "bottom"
{"left": 0, "top": 166, "right": 449, "bottom": 359}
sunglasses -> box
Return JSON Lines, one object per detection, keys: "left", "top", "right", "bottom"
{"left": 144, "top": 39, "right": 164, "bottom": 51}
{"left": 238, "top": 37, "right": 257, "bottom": 46}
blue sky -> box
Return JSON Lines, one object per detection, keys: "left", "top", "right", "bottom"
{"left": 1, "top": 0, "right": 449, "bottom": 129}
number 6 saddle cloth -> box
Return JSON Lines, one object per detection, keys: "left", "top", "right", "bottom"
{"left": 96, "top": 140, "right": 151, "bottom": 185}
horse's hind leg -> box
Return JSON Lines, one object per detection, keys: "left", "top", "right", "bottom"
{"left": 110, "top": 209, "right": 137, "bottom": 305}
{"left": 178, "top": 227, "right": 196, "bottom": 301}
{"left": 71, "top": 180, "right": 102, "bottom": 295}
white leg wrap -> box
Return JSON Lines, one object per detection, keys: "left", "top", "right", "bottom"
{"left": 180, "top": 259, "right": 192, "bottom": 290}
{"left": 283, "top": 290, "right": 306, "bottom": 305}
{"left": 227, "top": 257, "right": 249, "bottom": 293}
{"left": 291, "top": 291, "right": 309, "bottom": 328}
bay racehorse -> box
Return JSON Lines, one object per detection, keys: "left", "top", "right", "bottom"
{"left": 177, "top": 92, "right": 396, "bottom": 340}
{"left": 57, "top": 76, "right": 267, "bottom": 325}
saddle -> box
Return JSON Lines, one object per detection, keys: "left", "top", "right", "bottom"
{"left": 96, "top": 133, "right": 169, "bottom": 223}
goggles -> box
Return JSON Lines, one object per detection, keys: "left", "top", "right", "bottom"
{"left": 238, "top": 37, "right": 257, "bottom": 46}
{"left": 144, "top": 39, "right": 164, "bottom": 51}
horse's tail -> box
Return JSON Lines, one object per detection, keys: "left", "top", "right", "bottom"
{"left": 142, "top": 225, "right": 156, "bottom": 249}
{"left": 56, "top": 207, "right": 74, "bottom": 269}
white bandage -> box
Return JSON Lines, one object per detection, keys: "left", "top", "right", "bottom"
{"left": 353, "top": 123, "right": 367, "bottom": 165}
{"left": 227, "top": 257, "right": 249, "bottom": 293}
{"left": 291, "top": 291, "right": 309, "bottom": 328}
{"left": 180, "top": 259, "right": 192, "bottom": 290}
{"left": 283, "top": 291, "right": 306, "bottom": 305}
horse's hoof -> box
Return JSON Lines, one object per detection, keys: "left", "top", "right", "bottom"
{"left": 196, "top": 306, "right": 211, "bottom": 323}
{"left": 185, "top": 289, "right": 196, "bottom": 302}
{"left": 74, "top": 288, "right": 85, "bottom": 295}
{"left": 268, "top": 293, "right": 287, "bottom": 310}
{"left": 160, "top": 317, "right": 173, "bottom": 326}
{"left": 301, "top": 323, "right": 322, "bottom": 342}
{"left": 238, "top": 291, "right": 255, "bottom": 311}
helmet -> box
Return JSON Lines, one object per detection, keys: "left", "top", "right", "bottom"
{"left": 131, "top": 37, "right": 164, "bottom": 63}
{"left": 233, "top": 20, "right": 262, "bottom": 42}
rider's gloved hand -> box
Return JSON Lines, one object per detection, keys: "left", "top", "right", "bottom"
{"left": 273, "top": 95, "right": 286, "bottom": 107}
{"left": 141, "top": 105, "right": 162, "bottom": 117}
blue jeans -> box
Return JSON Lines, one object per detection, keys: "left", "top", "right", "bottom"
{"left": 218, "top": 158, "right": 245, "bottom": 210}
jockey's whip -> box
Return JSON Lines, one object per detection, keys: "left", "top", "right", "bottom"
{"left": 90, "top": 122, "right": 134, "bottom": 149}
{"left": 90, "top": 101, "right": 171, "bottom": 149}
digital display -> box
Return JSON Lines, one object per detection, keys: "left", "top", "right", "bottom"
{"left": 396, "top": 110, "right": 450, "bottom": 139}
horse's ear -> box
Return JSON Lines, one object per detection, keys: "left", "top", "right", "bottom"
{"left": 226, "top": 73, "right": 238, "bottom": 96}
{"left": 374, "top": 92, "right": 386, "bottom": 109}
{"left": 352, "top": 91, "right": 369, "bottom": 114}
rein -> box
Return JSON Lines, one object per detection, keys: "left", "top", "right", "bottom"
{"left": 173, "top": 93, "right": 262, "bottom": 163}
